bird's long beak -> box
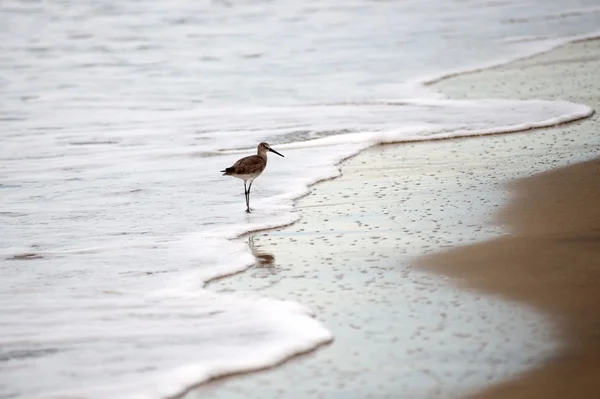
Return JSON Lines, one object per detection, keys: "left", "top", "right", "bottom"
{"left": 269, "top": 148, "right": 284, "bottom": 157}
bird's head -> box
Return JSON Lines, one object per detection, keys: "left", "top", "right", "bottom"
{"left": 258, "top": 142, "right": 284, "bottom": 157}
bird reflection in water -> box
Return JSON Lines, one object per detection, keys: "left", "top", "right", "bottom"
{"left": 248, "top": 236, "right": 275, "bottom": 268}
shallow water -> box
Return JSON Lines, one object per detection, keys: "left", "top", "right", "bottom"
{"left": 1, "top": 0, "right": 600, "bottom": 398}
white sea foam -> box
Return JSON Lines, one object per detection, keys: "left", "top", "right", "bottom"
{"left": 1, "top": 0, "right": 599, "bottom": 398}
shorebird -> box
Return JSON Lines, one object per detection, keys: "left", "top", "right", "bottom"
{"left": 221, "top": 142, "right": 284, "bottom": 213}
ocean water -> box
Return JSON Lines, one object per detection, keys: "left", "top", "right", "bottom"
{"left": 1, "top": 0, "right": 600, "bottom": 398}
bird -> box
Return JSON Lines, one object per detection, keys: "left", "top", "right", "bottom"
{"left": 221, "top": 142, "right": 284, "bottom": 213}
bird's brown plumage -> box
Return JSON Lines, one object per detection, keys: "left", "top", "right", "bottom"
{"left": 221, "top": 154, "right": 267, "bottom": 177}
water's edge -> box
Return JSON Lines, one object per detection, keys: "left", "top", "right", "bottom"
{"left": 179, "top": 35, "right": 600, "bottom": 398}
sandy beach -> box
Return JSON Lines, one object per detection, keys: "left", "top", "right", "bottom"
{"left": 423, "top": 39, "right": 600, "bottom": 399}
{"left": 421, "top": 158, "right": 600, "bottom": 399}
{"left": 185, "top": 39, "right": 600, "bottom": 399}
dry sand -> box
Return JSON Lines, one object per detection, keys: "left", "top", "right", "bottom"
{"left": 186, "top": 40, "right": 600, "bottom": 398}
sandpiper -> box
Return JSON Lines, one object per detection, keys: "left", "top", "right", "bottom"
{"left": 221, "top": 142, "right": 284, "bottom": 213}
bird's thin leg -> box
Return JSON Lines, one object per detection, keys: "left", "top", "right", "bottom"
{"left": 244, "top": 181, "right": 250, "bottom": 212}
{"left": 246, "top": 181, "right": 253, "bottom": 213}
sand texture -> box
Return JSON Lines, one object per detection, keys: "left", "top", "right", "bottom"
{"left": 423, "top": 39, "right": 600, "bottom": 399}
{"left": 421, "top": 158, "right": 600, "bottom": 399}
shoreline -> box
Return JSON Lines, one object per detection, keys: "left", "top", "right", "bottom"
{"left": 420, "top": 32, "right": 600, "bottom": 87}
{"left": 186, "top": 40, "right": 600, "bottom": 398}
{"left": 421, "top": 38, "right": 600, "bottom": 399}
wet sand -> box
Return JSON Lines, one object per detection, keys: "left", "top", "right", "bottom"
{"left": 424, "top": 39, "right": 600, "bottom": 399}
{"left": 186, "top": 40, "right": 600, "bottom": 398}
